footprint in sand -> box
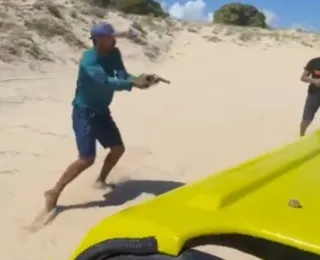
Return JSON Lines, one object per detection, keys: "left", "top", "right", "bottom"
{"left": 26, "top": 208, "right": 58, "bottom": 233}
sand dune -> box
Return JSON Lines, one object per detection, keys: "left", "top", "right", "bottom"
{"left": 1, "top": 2, "right": 320, "bottom": 259}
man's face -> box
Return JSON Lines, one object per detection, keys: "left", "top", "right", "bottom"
{"left": 95, "top": 35, "right": 115, "bottom": 49}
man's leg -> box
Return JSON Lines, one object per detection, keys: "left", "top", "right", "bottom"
{"left": 94, "top": 146, "right": 125, "bottom": 189}
{"left": 44, "top": 108, "right": 96, "bottom": 212}
{"left": 300, "top": 93, "right": 320, "bottom": 136}
{"left": 93, "top": 112, "right": 125, "bottom": 189}
{"left": 44, "top": 158, "right": 94, "bottom": 212}
{"left": 300, "top": 121, "right": 311, "bottom": 137}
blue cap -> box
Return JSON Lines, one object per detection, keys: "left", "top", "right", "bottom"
{"left": 90, "top": 22, "right": 117, "bottom": 39}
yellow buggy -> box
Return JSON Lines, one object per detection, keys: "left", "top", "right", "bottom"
{"left": 70, "top": 131, "right": 320, "bottom": 260}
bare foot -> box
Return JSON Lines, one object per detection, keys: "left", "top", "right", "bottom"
{"left": 92, "top": 180, "right": 115, "bottom": 190}
{"left": 44, "top": 189, "right": 59, "bottom": 213}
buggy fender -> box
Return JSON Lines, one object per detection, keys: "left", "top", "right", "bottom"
{"left": 70, "top": 131, "right": 320, "bottom": 259}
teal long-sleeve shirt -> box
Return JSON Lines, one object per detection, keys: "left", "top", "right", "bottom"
{"left": 72, "top": 47, "right": 134, "bottom": 112}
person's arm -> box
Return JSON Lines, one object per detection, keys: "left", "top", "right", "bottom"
{"left": 301, "top": 59, "right": 316, "bottom": 84}
{"left": 80, "top": 50, "right": 133, "bottom": 91}
{"left": 112, "top": 47, "right": 137, "bottom": 81}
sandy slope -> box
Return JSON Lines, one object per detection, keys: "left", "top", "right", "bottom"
{"left": 1, "top": 19, "right": 320, "bottom": 260}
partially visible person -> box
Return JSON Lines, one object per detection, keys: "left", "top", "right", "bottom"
{"left": 43, "top": 22, "right": 160, "bottom": 214}
{"left": 300, "top": 57, "right": 320, "bottom": 136}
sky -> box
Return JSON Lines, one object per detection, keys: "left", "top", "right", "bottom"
{"left": 160, "top": 0, "right": 320, "bottom": 31}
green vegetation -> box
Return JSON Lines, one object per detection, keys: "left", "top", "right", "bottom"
{"left": 87, "top": 0, "right": 168, "bottom": 17}
{"left": 114, "top": 0, "right": 167, "bottom": 16}
{"left": 213, "top": 2, "right": 267, "bottom": 28}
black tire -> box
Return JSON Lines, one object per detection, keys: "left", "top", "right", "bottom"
{"left": 106, "top": 249, "right": 222, "bottom": 260}
{"left": 74, "top": 237, "right": 222, "bottom": 260}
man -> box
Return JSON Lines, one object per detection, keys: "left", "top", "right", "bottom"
{"left": 44, "top": 22, "right": 158, "bottom": 213}
{"left": 300, "top": 57, "right": 320, "bottom": 136}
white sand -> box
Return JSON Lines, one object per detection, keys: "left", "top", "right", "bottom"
{"left": 1, "top": 12, "right": 320, "bottom": 259}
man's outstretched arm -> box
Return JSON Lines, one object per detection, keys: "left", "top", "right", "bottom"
{"left": 80, "top": 50, "right": 134, "bottom": 91}
{"left": 301, "top": 59, "right": 317, "bottom": 85}
{"left": 113, "top": 48, "right": 170, "bottom": 85}
{"left": 112, "top": 47, "right": 137, "bottom": 81}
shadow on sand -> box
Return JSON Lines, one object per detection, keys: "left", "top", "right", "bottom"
{"left": 46, "top": 179, "right": 185, "bottom": 225}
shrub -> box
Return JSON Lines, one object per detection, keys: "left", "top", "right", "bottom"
{"left": 112, "top": 0, "right": 168, "bottom": 17}
{"left": 85, "top": 0, "right": 112, "bottom": 8}
{"left": 213, "top": 2, "right": 267, "bottom": 28}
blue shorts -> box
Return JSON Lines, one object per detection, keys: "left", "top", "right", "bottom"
{"left": 72, "top": 106, "right": 123, "bottom": 158}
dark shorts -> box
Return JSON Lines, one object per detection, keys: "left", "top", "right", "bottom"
{"left": 302, "top": 93, "right": 320, "bottom": 121}
{"left": 72, "top": 106, "right": 123, "bottom": 158}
